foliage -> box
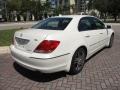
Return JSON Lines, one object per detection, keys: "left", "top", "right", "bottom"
{"left": 6, "top": 0, "right": 22, "bottom": 11}
{"left": 108, "top": 0, "right": 120, "bottom": 21}
{"left": 89, "top": 0, "right": 120, "bottom": 21}
{"left": 54, "top": 6, "right": 62, "bottom": 15}
{"left": 6, "top": 0, "right": 51, "bottom": 21}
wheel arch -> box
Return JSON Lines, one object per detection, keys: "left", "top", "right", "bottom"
{"left": 111, "top": 32, "right": 114, "bottom": 36}
{"left": 68, "top": 45, "right": 88, "bottom": 74}
{"left": 66, "top": 45, "right": 88, "bottom": 72}
{"left": 78, "top": 46, "right": 88, "bottom": 57}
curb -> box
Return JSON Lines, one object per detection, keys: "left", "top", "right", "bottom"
{"left": 0, "top": 46, "right": 10, "bottom": 54}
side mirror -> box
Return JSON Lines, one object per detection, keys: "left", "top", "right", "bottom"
{"left": 107, "top": 25, "right": 111, "bottom": 29}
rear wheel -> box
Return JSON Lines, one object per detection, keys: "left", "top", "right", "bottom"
{"left": 108, "top": 34, "right": 114, "bottom": 48}
{"left": 69, "top": 48, "right": 86, "bottom": 75}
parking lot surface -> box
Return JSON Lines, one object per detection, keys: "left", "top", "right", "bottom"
{"left": 0, "top": 25, "right": 120, "bottom": 90}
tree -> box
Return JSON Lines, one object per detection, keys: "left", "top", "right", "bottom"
{"left": 6, "top": 0, "right": 52, "bottom": 21}
{"left": 36, "top": 0, "right": 43, "bottom": 20}
{"left": 108, "top": 0, "right": 120, "bottom": 21}
{"left": 20, "top": 0, "right": 31, "bottom": 13}
{"left": 89, "top": 0, "right": 120, "bottom": 21}
{"left": 43, "top": 0, "right": 51, "bottom": 18}
{"left": 54, "top": 6, "right": 62, "bottom": 15}
{"left": 6, "top": 0, "right": 22, "bottom": 21}
{"left": 7, "top": 0, "right": 21, "bottom": 11}
{"left": 93, "top": 0, "right": 109, "bottom": 20}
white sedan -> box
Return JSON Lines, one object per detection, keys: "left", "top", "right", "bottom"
{"left": 10, "top": 15, "right": 114, "bottom": 74}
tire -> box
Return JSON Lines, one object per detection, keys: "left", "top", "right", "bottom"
{"left": 69, "top": 47, "right": 86, "bottom": 75}
{"left": 108, "top": 34, "right": 114, "bottom": 48}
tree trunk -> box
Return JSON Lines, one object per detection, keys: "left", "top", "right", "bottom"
{"left": 104, "top": 13, "right": 107, "bottom": 22}
{"left": 114, "top": 16, "right": 117, "bottom": 22}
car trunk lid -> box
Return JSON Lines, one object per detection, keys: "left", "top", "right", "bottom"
{"left": 14, "top": 29, "right": 58, "bottom": 53}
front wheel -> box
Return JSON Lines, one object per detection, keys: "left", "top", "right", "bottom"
{"left": 108, "top": 34, "right": 114, "bottom": 48}
{"left": 69, "top": 48, "right": 86, "bottom": 75}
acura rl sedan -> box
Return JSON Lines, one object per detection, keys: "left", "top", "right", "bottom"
{"left": 10, "top": 15, "right": 114, "bottom": 74}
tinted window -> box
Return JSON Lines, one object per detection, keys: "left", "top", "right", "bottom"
{"left": 93, "top": 18, "right": 105, "bottom": 29}
{"left": 78, "top": 17, "right": 105, "bottom": 31}
{"left": 32, "top": 18, "right": 72, "bottom": 30}
{"left": 78, "top": 18, "right": 92, "bottom": 31}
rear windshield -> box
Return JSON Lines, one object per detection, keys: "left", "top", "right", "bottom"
{"left": 32, "top": 17, "right": 72, "bottom": 30}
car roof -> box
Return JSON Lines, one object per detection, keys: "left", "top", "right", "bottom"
{"left": 54, "top": 15, "right": 94, "bottom": 19}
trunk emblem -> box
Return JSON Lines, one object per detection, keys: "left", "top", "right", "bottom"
{"left": 34, "top": 39, "right": 38, "bottom": 41}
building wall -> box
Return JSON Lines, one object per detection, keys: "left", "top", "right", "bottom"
{"left": 54, "top": 0, "right": 89, "bottom": 15}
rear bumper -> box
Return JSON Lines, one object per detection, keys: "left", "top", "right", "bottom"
{"left": 10, "top": 45, "right": 71, "bottom": 73}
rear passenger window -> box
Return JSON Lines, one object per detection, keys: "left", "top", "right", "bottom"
{"left": 93, "top": 18, "right": 105, "bottom": 29}
{"left": 78, "top": 18, "right": 92, "bottom": 31}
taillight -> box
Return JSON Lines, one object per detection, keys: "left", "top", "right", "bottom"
{"left": 34, "top": 40, "right": 60, "bottom": 53}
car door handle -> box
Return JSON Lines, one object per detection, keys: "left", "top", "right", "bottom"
{"left": 85, "top": 35, "right": 90, "bottom": 38}
{"left": 100, "top": 33, "right": 103, "bottom": 34}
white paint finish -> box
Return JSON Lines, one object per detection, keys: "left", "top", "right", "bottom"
{"left": 10, "top": 15, "right": 114, "bottom": 73}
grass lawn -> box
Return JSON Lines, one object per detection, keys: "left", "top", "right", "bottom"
{"left": 0, "top": 29, "right": 18, "bottom": 46}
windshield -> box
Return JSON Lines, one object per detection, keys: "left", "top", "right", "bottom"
{"left": 32, "top": 17, "right": 72, "bottom": 30}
